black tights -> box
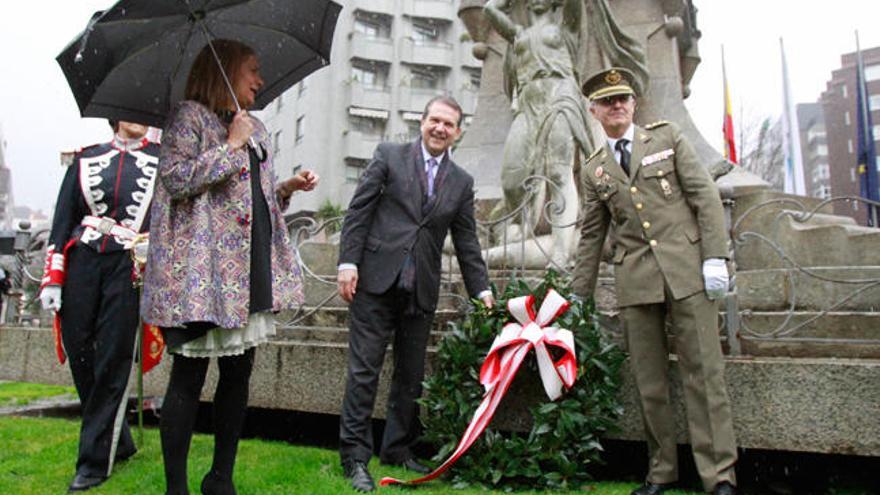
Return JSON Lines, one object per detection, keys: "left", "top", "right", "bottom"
{"left": 160, "top": 348, "right": 255, "bottom": 495}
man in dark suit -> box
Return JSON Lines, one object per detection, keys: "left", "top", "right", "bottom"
{"left": 337, "top": 96, "right": 494, "bottom": 492}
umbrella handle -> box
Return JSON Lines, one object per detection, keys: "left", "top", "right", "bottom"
{"left": 196, "top": 23, "right": 265, "bottom": 161}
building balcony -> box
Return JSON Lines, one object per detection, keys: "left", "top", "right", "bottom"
{"left": 343, "top": 131, "right": 383, "bottom": 160}
{"left": 402, "top": 0, "right": 456, "bottom": 21}
{"left": 399, "top": 38, "right": 453, "bottom": 67}
{"left": 398, "top": 86, "right": 444, "bottom": 113}
{"left": 348, "top": 83, "right": 392, "bottom": 110}
{"left": 350, "top": 32, "right": 394, "bottom": 63}
{"left": 352, "top": 0, "right": 394, "bottom": 16}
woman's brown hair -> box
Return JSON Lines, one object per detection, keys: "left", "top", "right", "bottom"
{"left": 185, "top": 39, "right": 255, "bottom": 113}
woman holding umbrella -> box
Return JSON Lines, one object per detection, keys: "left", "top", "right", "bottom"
{"left": 141, "top": 39, "right": 318, "bottom": 494}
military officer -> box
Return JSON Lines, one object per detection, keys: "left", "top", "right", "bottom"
{"left": 572, "top": 68, "right": 738, "bottom": 495}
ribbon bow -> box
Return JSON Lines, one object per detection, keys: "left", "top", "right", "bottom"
{"left": 381, "top": 289, "right": 577, "bottom": 487}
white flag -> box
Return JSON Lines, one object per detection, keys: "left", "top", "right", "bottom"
{"left": 780, "top": 38, "right": 806, "bottom": 195}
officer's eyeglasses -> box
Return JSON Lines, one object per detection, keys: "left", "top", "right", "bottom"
{"left": 595, "top": 94, "right": 633, "bottom": 106}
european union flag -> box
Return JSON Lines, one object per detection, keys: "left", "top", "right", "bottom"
{"left": 856, "top": 48, "right": 879, "bottom": 226}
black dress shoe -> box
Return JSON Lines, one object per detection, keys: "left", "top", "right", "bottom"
{"left": 382, "top": 458, "right": 431, "bottom": 474}
{"left": 201, "top": 471, "right": 236, "bottom": 495}
{"left": 631, "top": 481, "right": 675, "bottom": 495}
{"left": 342, "top": 461, "right": 375, "bottom": 493}
{"left": 713, "top": 481, "right": 738, "bottom": 495}
{"left": 68, "top": 473, "right": 107, "bottom": 492}
{"left": 115, "top": 446, "right": 137, "bottom": 463}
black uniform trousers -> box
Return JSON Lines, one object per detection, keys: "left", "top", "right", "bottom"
{"left": 60, "top": 245, "right": 139, "bottom": 478}
{"left": 339, "top": 285, "right": 434, "bottom": 464}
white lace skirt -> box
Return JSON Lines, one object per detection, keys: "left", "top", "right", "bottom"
{"left": 170, "top": 312, "right": 276, "bottom": 358}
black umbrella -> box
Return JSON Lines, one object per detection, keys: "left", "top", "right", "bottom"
{"left": 57, "top": 0, "right": 342, "bottom": 128}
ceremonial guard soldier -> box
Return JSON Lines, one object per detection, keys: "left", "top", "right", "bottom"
{"left": 572, "top": 69, "right": 738, "bottom": 495}
{"left": 39, "top": 121, "right": 159, "bottom": 492}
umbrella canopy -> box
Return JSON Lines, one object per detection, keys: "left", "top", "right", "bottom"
{"left": 57, "top": 0, "right": 342, "bottom": 127}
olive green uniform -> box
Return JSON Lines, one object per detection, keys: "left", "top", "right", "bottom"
{"left": 572, "top": 121, "right": 737, "bottom": 491}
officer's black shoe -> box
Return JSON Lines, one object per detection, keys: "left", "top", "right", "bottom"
{"left": 631, "top": 481, "right": 675, "bottom": 495}
{"left": 68, "top": 473, "right": 107, "bottom": 492}
{"left": 343, "top": 461, "right": 375, "bottom": 492}
{"left": 115, "top": 446, "right": 137, "bottom": 463}
{"left": 713, "top": 481, "right": 738, "bottom": 495}
{"left": 381, "top": 457, "right": 431, "bottom": 474}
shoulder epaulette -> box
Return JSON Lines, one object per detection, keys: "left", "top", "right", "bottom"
{"left": 645, "top": 120, "right": 670, "bottom": 130}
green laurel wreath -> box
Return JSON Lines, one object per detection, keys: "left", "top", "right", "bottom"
{"left": 421, "top": 270, "right": 626, "bottom": 490}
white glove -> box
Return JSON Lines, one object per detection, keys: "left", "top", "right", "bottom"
{"left": 39, "top": 285, "right": 63, "bottom": 312}
{"left": 702, "top": 258, "right": 729, "bottom": 301}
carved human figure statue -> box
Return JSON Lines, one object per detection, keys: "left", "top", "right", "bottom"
{"left": 483, "top": 0, "right": 648, "bottom": 267}
{"left": 485, "top": 0, "right": 591, "bottom": 267}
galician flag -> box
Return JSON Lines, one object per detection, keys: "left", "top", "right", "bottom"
{"left": 721, "top": 45, "right": 737, "bottom": 164}
{"left": 780, "top": 38, "right": 806, "bottom": 195}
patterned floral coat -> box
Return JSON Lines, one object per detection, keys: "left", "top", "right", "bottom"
{"left": 141, "top": 100, "right": 304, "bottom": 329}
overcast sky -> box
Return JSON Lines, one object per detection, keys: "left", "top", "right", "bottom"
{"left": 2, "top": 0, "right": 880, "bottom": 213}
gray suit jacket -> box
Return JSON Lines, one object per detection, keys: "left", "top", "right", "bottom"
{"left": 339, "top": 139, "right": 489, "bottom": 312}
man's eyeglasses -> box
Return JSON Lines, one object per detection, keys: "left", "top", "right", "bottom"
{"left": 595, "top": 94, "right": 633, "bottom": 106}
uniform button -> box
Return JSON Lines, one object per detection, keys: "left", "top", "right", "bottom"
{"left": 657, "top": 170, "right": 665, "bottom": 177}
{"left": 636, "top": 203, "right": 644, "bottom": 210}
{"left": 649, "top": 239, "right": 658, "bottom": 247}
{"left": 630, "top": 186, "right": 638, "bottom": 193}
{"left": 642, "top": 221, "right": 651, "bottom": 229}
{"left": 602, "top": 193, "right": 609, "bottom": 199}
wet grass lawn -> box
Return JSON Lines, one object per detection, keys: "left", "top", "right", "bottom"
{"left": 0, "top": 415, "right": 669, "bottom": 495}
{"left": 0, "top": 380, "right": 76, "bottom": 407}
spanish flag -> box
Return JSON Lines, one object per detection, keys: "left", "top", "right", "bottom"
{"left": 721, "top": 45, "right": 737, "bottom": 164}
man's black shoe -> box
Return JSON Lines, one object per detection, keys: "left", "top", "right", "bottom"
{"left": 713, "top": 481, "right": 737, "bottom": 495}
{"left": 631, "top": 481, "right": 675, "bottom": 495}
{"left": 68, "top": 473, "right": 107, "bottom": 492}
{"left": 381, "top": 458, "right": 431, "bottom": 474}
{"left": 115, "top": 446, "right": 137, "bottom": 463}
{"left": 343, "top": 461, "right": 375, "bottom": 493}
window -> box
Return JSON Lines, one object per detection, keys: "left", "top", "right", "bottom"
{"left": 848, "top": 139, "right": 854, "bottom": 154}
{"left": 816, "top": 144, "right": 828, "bottom": 156}
{"left": 295, "top": 115, "right": 305, "bottom": 144}
{"left": 877, "top": 156, "right": 880, "bottom": 172}
{"left": 345, "top": 158, "right": 368, "bottom": 183}
{"left": 276, "top": 93, "right": 284, "bottom": 112}
{"left": 866, "top": 63, "right": 880, "bottom": 82}
{"left": 354, "top": 18, "right": 379, "bottom": 37}
{"left": 845, "top": 111, "right": 851, "bottom": 126}
{"left": 841, "top": 84, "right": 848, "bottom": 98}
{"left": 871, "top": 94, "right": 880, "bottom": 111}
{"left": 467, "top": 69, "right": 481, "bottom": 90}
{"left": 351, "top": 66, "right": 377, "bottom": 86}
{"left": 407, "top": 121, "right": 421, "bottom": 140}
{"left": 412, "top": 20, "right": 440, "bottom": 43}
{"left": 851, "top": 167, "right": 857, "bottom": 183}
{"left": 349, "top": 115, "right": 385, "bottom": 135}
{"left": 874, "top": 125, "right": 880, "bottom": 141}
{"left": 411, "top": 67, "right": 440, "bottom": 89}
{"left": 298, "top": 79, "right": 308, "bottom": 98}
{"left": 273, "top": 130, "right": 282, "bottom": 156}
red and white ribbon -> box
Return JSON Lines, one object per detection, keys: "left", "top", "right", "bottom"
{"left": 380, "top": 289, "right": 576, "bottom": 487}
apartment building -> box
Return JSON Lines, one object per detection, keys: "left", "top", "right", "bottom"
{"left": 258, "top": 0, "right": 481, "bottom": 214}
{"left": 820, "top": 45, "right": 880, "bottom": 223}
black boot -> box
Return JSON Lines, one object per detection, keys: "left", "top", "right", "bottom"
{"left": 201, "top": 349, "right": 254, "bottom": 495}
{"left": 161, "top": 354, "right": 210, "bottom": 495}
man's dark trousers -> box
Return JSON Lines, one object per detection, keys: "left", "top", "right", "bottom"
{"left": 339, "top": 285, "right": 434, "bottom": 464}
{"left": 60, "top": 246, "right": 139, "bottom": 478}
